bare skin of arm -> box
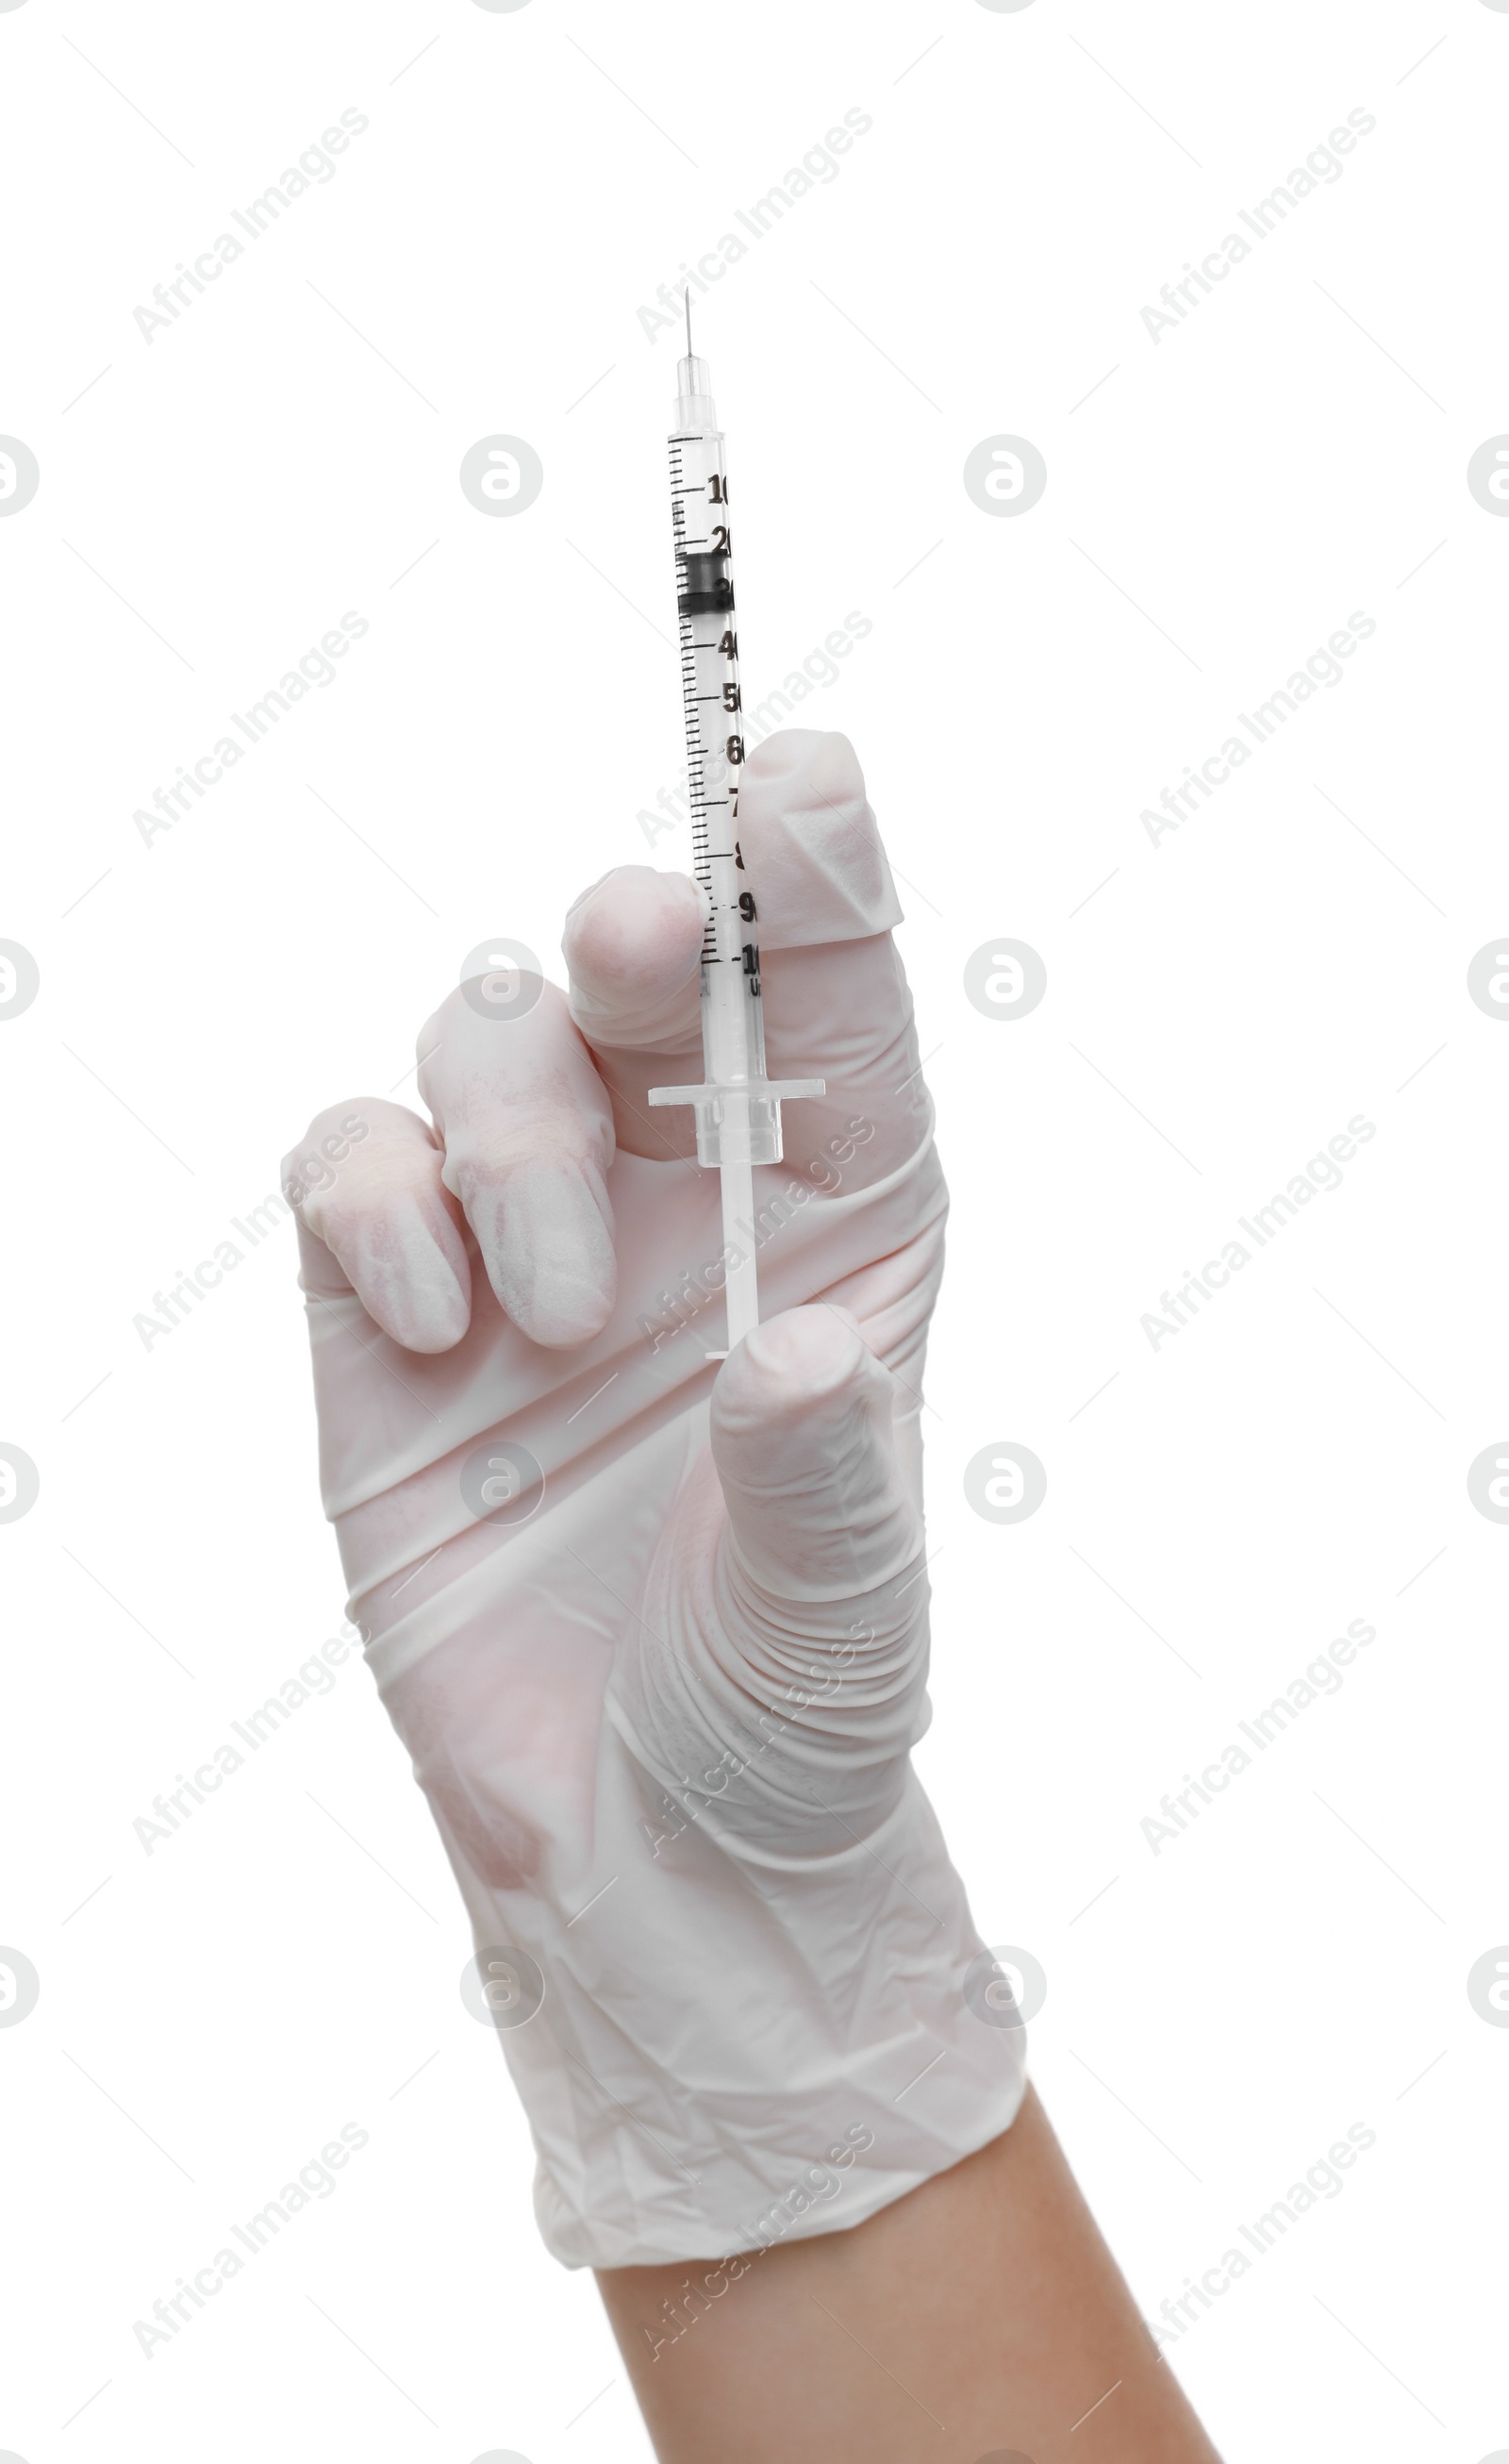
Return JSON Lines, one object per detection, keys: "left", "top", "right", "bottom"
{"left": 596, "top": 2086, "right": 1221, "bottom": 2464}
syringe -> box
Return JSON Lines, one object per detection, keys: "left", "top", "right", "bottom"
{"left": 648, "top": 324, "right": 824, "bottom": 1357}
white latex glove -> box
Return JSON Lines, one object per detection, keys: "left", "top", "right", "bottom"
{"left": 284, "top": 730, "right": 1024, "bottom": 2269}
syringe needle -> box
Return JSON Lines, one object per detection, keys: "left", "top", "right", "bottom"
{"left": 685, "top": 285, "right": 692, "bottom": 358}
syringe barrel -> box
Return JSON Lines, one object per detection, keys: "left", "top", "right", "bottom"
{"left": 668, "top": 409, "right": 758, "bottom": 1097}
{"left": 652, "top": 350, "right": 824, "bottom": 1330}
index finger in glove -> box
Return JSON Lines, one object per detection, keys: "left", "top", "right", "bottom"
{"left": 563, "top": 728, "right": 925, "bottom": 1178}
{"left": 565, "top": 728, "right": 901, "bottom": 1048}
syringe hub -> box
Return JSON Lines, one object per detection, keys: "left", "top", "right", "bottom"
{"left": 673, "top": 352, "right": 719, "bottom": 436}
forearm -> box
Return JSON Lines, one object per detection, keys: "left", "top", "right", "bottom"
{"left": 596, "top": 2088, "right": 1221, "bottom": 2464}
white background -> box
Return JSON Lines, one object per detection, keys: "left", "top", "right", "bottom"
{"left": 2, "top": 1, "right": 1506, "bottom": 2456}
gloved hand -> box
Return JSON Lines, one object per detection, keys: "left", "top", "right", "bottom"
{"left": 283, "top": 729, "right": 1024, "bottom": 2269}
